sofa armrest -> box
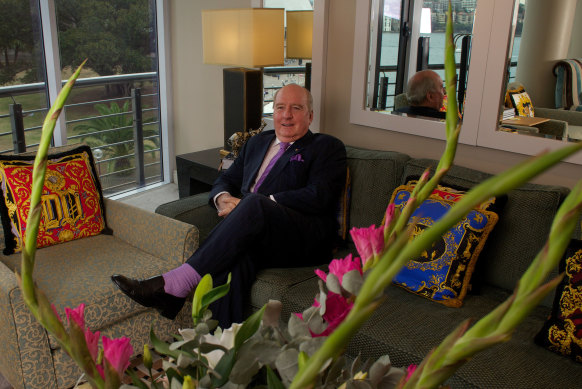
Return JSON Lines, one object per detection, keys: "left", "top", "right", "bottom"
{"left": 105, "top": 199, "right": 198, "bottom": 264}
{"left": 534, "top": 118, "right": 568, "bottom": 140}
{"left": 155, "top": 192, "right": 222, "bottom": 244}
{"left": 536, "top": 107, "right": 582, "bottom": 126}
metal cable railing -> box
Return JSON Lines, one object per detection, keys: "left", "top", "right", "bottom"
{"left": 0, "top": 72, "right": 163, "bottom": 196}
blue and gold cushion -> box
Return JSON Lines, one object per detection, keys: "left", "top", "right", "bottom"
{"left": 535, "top": 239, "right": 582, "bottom": 363}
{"left": 390, "top": 185, "right": 499, "bottom": 307}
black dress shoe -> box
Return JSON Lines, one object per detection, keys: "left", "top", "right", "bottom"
{"left": 111, "top": 274, "right": 185, "bottom": 320}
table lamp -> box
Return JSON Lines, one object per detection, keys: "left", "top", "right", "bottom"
{"left": 285, "top": 10, "right": 313, "bottom": 90}
{"left": 202, "top": 8, "right": 284, "bottom": 149}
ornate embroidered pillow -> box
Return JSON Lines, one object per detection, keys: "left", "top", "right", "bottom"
{"left": 389, "top": 184, "right": 499, "bottom": 307}
{"left": 506, "top": 85, "right": 535, "bottom": 117}
{"left": 534, "top": 239, "right": 582, "bottom": 363}
{"left": 0, "top": 145, "right": 108, "bottom": 255}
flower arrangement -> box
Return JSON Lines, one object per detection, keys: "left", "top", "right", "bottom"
{"left": 16, "top": 2, "right": 582, "bottom": 389}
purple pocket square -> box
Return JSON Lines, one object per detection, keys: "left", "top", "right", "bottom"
{"left": 290, "top": 154, "right": 304, "bottom": 162}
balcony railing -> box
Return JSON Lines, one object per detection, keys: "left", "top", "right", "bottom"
{"left": 0, "top": 72, "right": 163, "bottom": 197}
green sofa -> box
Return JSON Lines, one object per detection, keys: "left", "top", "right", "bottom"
{"left": 0, "top": 199, "right": 198, "bottom": 389}
{"left": 156, "top": 145, "right": 582, "bottom": 388}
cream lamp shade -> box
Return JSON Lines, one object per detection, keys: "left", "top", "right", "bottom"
{"left": 202, "top": 8, "right": 285, "bottom": 68}
{"left": 286, "top": 10, "right": 313, "bottom": 59}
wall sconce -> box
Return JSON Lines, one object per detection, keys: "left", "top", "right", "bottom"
{"left": 202, "top": 8, "right": 284, "bottom": 148}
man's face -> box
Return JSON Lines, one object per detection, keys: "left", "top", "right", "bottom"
{"left": 273, "top": 84, "right": 313, "bottom": 142}
{"left": 429, "top": 74, "right": 445, "bottom": 110}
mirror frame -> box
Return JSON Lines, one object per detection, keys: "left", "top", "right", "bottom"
{"left": 349, "top": 0, "right": 582, "bottom": 165}
{"left": 476, "top": 0, "right": 582, "bottom": 165}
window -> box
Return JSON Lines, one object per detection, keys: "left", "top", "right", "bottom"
{"left": 367, "top": 0, "right": 476, "bottom": 114}
{"left": 0, "top": 0, "right": 170, "bottom": 196}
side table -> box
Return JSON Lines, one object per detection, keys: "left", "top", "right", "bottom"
{"left": 176, "top": 147, "right": 223, "bottom": 198}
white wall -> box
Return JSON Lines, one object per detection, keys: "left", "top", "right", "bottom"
{"left": 568, "top": 0, "right": 582, "bottom": 57}
{"left": 169, "top": 0, "right": 252, "bottom": 156}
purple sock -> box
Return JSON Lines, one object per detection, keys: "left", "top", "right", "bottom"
{"left": 162, "top": 264, "right": 202, "bottom": 298}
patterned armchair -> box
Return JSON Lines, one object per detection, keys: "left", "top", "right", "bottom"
{"left": 0, "top": 198, "right": 198, "bottom": 389}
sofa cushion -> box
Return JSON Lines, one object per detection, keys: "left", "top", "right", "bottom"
{"left": 535, "top": 239, "right": 582, "bottom": 363}
{"left": 0, "top": 145, "right": 107, "bottom": 254}
{"left": 389, "top": 185, "right": 499, "bottom": 307}
{"left": 506, "top": 85, "right": 535, "bottom": 117}
{"left": 282, "top": 275, "right": 582, "bottom": 389}
{"left": 0, "top": 233, "right": 184, "bottom": 350}
{"left": 402, "top": 159, "right": 569, "bottom": 300}
{"left": 345, "top": 147, "right": 410, "bottom": 233}
{"left": 336, "top": 167, "right": 351, "bottom": 241}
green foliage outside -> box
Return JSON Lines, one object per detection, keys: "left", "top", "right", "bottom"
{"left": 74, "top": 100, "right": 160, "bottom": 172}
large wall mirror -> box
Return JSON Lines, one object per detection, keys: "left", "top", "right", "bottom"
{"left": 497, "top": 0, "right": 582, "bottom": 144}
{"left": 350, "top": 0, "right": 495, "bottom": 145}
{"left": 366, "top": 0, "right": 475, "bottom": 120}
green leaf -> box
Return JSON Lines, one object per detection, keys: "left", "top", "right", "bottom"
{"left": 234, "top": 304, "right": 265, "bottom": 351}
{"left": 288, "top": 312, "right": 311, "bottom": 338}
{"left": 275, "top": 348, "right": 300, "bottom": 383}
{"left": 266, "top": 365, "right": 286, "bottom": 389}
{"left": 298, "top": 351, "right": 309, "bottom": 371}
{"left": 342, "top": 269, "right": 364, "bottom": 296}
{"left": 326, "top": 273, "right": 342, "bottom": 294}
{"left": 211, "top": 348, "right": 236, "bottom": 387}
{"left": 201, "top": 272, "right": 232, "bottom": 310}
{"left": 125, "top": 368, "right": 150, "bottom": 389}
{"left": 192, "top": 274, "right": 213, "bottom": 321}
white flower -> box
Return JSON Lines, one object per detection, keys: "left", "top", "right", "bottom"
{"left": 199, "top": 323, "right": 243, "bottom": 368}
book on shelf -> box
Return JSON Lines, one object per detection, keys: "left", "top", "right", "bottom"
{"left": 501, "top": 108, "right": 516, "bottom": 120}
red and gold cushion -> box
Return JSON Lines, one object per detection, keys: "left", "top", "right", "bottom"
{"left": 535, "top": 239, "right": 582, "bottom": 363}
{"left": 0, "top": 145, "right": 107, "bottom": 255}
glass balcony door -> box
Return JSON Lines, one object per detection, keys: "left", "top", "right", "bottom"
{"left": 0, "top": 0, "right": 168, "bottom": 197}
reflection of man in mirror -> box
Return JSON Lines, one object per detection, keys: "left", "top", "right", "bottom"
{"left": 393, "top": 70, "right": 446, "bottom": 119}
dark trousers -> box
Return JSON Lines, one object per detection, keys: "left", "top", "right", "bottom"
{"left": 186, "top": 193, "right": 336, "bottom": 327}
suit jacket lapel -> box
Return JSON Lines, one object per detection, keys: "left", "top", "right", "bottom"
{"left": 259, "top": 131, "right": 314, "bottom": 189}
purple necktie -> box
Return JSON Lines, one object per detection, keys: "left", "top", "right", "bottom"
{"left": 254, "top": 142, "right": 290, "bottom": 192}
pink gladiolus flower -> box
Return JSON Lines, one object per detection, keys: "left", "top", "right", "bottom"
{"left": 315, "top": 254, "right": 363, "bottom": 284}
{"left": 384, "top": 203, "right": 395, "bottom": 229}
{"left": 350, "top": 226, "right": 384, "bottom": 266}
{"left": 405, "top": 364, "right": 417, "bottom": 381}
{"left": 102, "top": 336, "right": 134, "bottom": 378}
{"left": 85, "top": 328, "right": 101, "bottom": 362}
{"left": 314, "top": 268, "right": 328, "bottom": 282}
{"left": 328, "top": 254, "right": 362, "bottom": 283}
{"left": 312, "top": 292, "right": 353, "bottom": 337}
{"left": 65, "top": 303, "right": 85, "bottom": 330}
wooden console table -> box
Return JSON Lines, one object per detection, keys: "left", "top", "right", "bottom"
{"left": 176, "top": 147, "right": 223, "bottom": 198}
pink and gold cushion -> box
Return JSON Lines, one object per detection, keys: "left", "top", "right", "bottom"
{"left": 535, "top": 239, "right": 582, "bottom": 363}
{"left": 0, "top": 145, "right": 107, "bottom": 254}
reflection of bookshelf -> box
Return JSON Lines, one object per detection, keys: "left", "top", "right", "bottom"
{"left": 501, "top": 116, "right": 550, "bottom": 127}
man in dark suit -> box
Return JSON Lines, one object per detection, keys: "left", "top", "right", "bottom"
{"left": 112, "top": 84, "right": 347, "bottom": 327}
{"left": 393, "top": 70, "right": 447, "bottom": 120}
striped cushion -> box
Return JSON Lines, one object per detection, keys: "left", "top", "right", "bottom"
{"left": 553, "top": 58, "right": 582, "bottom": 110}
